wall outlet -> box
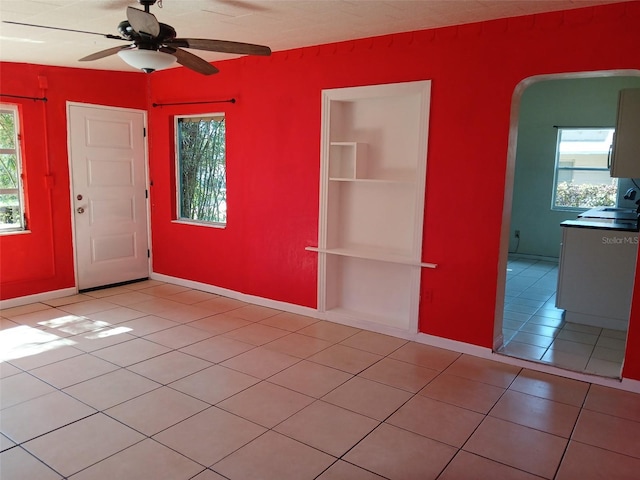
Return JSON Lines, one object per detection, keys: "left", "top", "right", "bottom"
{"left": 515, "top": 230, "right": 520, "bottom": 238}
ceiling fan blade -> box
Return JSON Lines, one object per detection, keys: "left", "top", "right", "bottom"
{"left": 1, "top": 20, "right": 124, "bottom": 40}
{"left": 79, "top": 45, "right": 131, "bottom": 62}
{"left": 160, "top": 47, "right": 219, "bottom": 75}
{"left": 167, "top": 38, "right": 271, "bottom": 56}
{"left": 126, "top": 6, "right": 160, "bottom": 37}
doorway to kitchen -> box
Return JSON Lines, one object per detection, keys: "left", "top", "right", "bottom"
{"left": 495, "top": 71, "right": 640, "bottom": 378}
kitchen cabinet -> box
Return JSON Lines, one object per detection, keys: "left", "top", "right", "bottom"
{"left": 556, "top": 224, "right": 638, "bottom": 330}
{"left": 307, "top": 80, "right": 433, "bottom": 334}
{"left": 610, "top": 88, "right": 640, "bottom": 178}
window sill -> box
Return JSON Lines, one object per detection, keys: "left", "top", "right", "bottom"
{"left": 0, "top": 229, "right": 31, "bottom": 236}
{"left": 171, "top": 220, "right": 226, "bottom": 229}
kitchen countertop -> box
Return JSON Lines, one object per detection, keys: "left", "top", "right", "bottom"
{"left": 562, "top": 207, "right": 639, "bottom": 232}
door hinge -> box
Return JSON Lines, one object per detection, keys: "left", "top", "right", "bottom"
{"left": 145, "top": 189, "right": 148, "bottom": 199}
{"left": 143, "top": 127, "right": 147, "bottom": 137}
{"left": 147, "top": 249, "right": 150, "bottom": 258}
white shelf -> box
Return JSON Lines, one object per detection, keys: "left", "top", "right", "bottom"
{"left": 306, "top": 246, "right": 437, "bottom": 268}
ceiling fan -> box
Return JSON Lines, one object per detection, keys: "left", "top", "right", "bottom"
{"left": 3, "top": 0, "right": 271, "bottom": 75}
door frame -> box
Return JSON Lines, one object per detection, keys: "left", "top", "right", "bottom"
{"left": 66, "top": 101, "right": 151, "bottom": 292}
{"left": 494, "top": 69, "right": 640, "bottom": 356}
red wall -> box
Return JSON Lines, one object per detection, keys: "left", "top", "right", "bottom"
{"left": 3, "top": 2, "right": 640, "bottom": 380}
{"left": 148, "top": 0, "right": 640, "bottom": 375}
{"left": 0, "top": 63, "right": 147, "bottom": 299}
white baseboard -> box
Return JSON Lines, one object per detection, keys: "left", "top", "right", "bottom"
{"left": 0, "top": 287, "right": 77, "bottom": 309}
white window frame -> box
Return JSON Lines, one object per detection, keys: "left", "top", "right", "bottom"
{"left": 174, "top": 112, "right": 227, "bottom": 227}
{"left": 0, "top": 104, "right": 26, "bottom": 233}
{"left": 551, "top": 127, "right": 618, "bottom": 211}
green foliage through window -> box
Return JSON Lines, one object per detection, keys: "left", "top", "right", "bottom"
{"left": 176, "top": 114, "right": 227, "bottom": 225}
{"left": 0, "top": 105, "right": 24, "bottom": 231}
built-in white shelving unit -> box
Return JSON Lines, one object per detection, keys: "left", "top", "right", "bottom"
{"left": 307, "top": 80, "right": 433, "bottom": 334}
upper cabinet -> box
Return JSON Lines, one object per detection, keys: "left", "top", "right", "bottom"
{"left": 610, "top": 88, "right": 640, "bottom": 178}
{"left": 309, "top": 80, "right": 433, "bottom": 335}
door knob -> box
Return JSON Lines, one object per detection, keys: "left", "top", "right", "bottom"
{"left": 77, "top": 207, "right": 85, "bottom": 214}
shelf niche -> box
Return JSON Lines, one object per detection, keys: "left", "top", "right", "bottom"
{"left": 314, "top": 80, "right": 432, "bottom": 334}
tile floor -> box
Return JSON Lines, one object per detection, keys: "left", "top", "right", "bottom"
{"left": 499, "top": 255, "right": 627, "bottom": 378}
{"left": 2, "top": 279, "right": 640, "bottom": 479}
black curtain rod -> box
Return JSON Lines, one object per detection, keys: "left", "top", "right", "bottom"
{"left": 0, "top": 93, "right": 47, "bottom": 102}
{"left": 152, "top": 98, "right": 236, "bottom": 108}
{"left": 552, "top": 125, "right": 612, "bottom": 129}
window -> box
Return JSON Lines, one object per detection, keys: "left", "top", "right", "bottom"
{"left": 175, "top": 113, "right": 227, "bottom": 225}
{"left": 552, "top": 127, "right": 617, "bottom": 210}
{"left": 0, "top": 104, "right": 26, "bottom": 231}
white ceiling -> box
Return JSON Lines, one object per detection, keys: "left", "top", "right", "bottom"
{"left": 0, "top": 0, "right": 629, "bottom": 73}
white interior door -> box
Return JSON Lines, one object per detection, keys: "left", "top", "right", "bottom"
{"left": 68, "top": 104, "right": 149, "bottom": 290}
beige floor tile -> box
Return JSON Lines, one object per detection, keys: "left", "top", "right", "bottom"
{"left": 584, "top": 384, "right": 640, "bottom": 422}
{"left": 0, "top": 362, "right": 21, "bottom": 379}
{"left": 127, "top": 351, "right": 212, "bottom": 384}
{"left": 191, "top": 470, "right": 228, "bottom": 480}
{"left": 340, "top": 330, "right": 407, "bottom": 356}
{"left": 40, "top": 316, "right": 111, "bottom": 336}
{"left": 63, "top": 368, "right": 160, "bottom": 410}
{"left": 389, "top": 342, "right": 460, "bottom": 371}
{"left": 509, "top": 368, "right": 589, "bottom": 406}
{"left": 1, "top": 433, "right": 15, "bottom": 451}
{"left": 268, "top": 360, "right": 352, "bottom": 398}
{"left": 572, "top": 409, "right": 640, "bottom": 458}
{"left": 443, "top": 355, "right": 520, "bottom": 388}
{"left": 316, "top": 460, "right": 386, "bottom": 479}
{"left": 1, "top": 326, "right": 74, "bottom": 364}
{"left": 308, "top": 344, "right": 383, "bottom": 374}
{"left": 555, "top": 329, "right": 598, "bottom": 345}
{"left": 194, "top": 297, "right": 247, "bottom": 314}
{"left": 154, "top": 304, "right": 213, "bottom": 324}
{"left": 500, "top": 341, "right": 547, "bottom": 361}
{"left": 57, "top": 300, "right": 119, "bottom": 316}
{"left": 541, "top": 349, "right": 589, "bottom": 371}
{"left": 82, "top": 286, "right": 133, "bottom": 299}
{"left": 220, "top": 347, "right": 299, "bottom": 379}
{"left": 143, "top": 324, "right": 213, "bottom": 349}
{"left": 30, "top": 353, "right": 119, "bottom": 389}
{"left": 127, "top": 298, "right": 184, "bottom": 316}
{"left": 169, "top": 365, "right": 259, "bottom": 404}
{"left": 0, "top": 446, "right": 63, "bottom": 480}
{"left": 101, "top": 291, "right": 156, "bottom": 306}
{"left": 70, "top": 439, "right": 202, "bottom": 480}
{"left": 419, "top": 373, "right": 504, "bottom": 414}
{"left": 0, "top": 302, "right": 51, "bottom": 318}
{"left": 218, "top": 381, "right": 314, "bottom": 428}
{"left": 92, "top": 338, "right": 171, "bottom": 367}
{"left": 67, "top": 329, "right": 137, "bottom": 353}
{"left": 359, "top": 357, "right": 438, "bottom": 393}
{"left": 179, "top": 336, "right": 255, "bottom": 363}
{"left": 298, "top": 321, "right": 361, "bottom": 343}
{"left": 322, "top": 376, "right": 412, "bottom": 421}
{"left": 154, "top": 406, "right": 266, "bottom": 466}
{"left": 489, "top": 390, "right": 580, "bottom": 438}
{"left": 118, "top": 315, "right": 179, "bottom": 336}
{"left": 139, "top": 284, "right": 192, "bottom": 298}
{"left": 387, "top": 395, "right": 484, "bottom": 447}
{"left": 23, "top": 413, "right": 144, "bottom": 477}
{"left": 6, "top": 308, "right": 68, "bottom": 327}
{"left": 275, "top": 400, "right": 378, "bottom": 457}
{"left": 0, "top": 390, "right": 96, "bottom": 443}
{"left": 584, "top": 357, "right": 622, "bottom": 377}
{"left": 439, "top": 450, "right": 543, "bottom": 480}
{"left": 464, "top": 416, "right": 567, "bottom": 479}
{"left": 222, "top": 323, "right": 290, "bottom": 346}
{"left": 548, "top": 338, "right": 595, "bottom": 355}
{"left": 591, "top": 345, "right": 625, "bottom": 363}
{"left": 188, "top": 314, "right": 252, "bottom": 335}
{"left": 212, "top": 430, "right": 334, "bottom": 480}
{"left": 105, "top": 386, "right": 209, "bottom": 435}
{"left": 263, "top": 332, "right": 332, "bottom": 358}
{"left": 344, "top": 423, "right": 456, "bottom": 480}
{"left": 43, "top": 294, "right": 94, "bottom": 307}
{"left": 259, "top": 312, "right": 319, "bottom": 331}
{"left": 1, "top": 372, "right": 57, "bottom": 410}
{"left": 227, "top": 305, "right": 280, "bottom": 322}
{"left": 168, "top": 290, "right": 219, "bottom": 305}
{"left": 556, "top": 440, "right": 640, "bottom": 480}
{"left": 122, "top": 279, "right": 165, "bottom": 290}
{"left": 7, "top": 342, "right": 83, "bottom": 371}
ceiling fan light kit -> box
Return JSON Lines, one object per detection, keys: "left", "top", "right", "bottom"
{"left": 118, "top": 48, "right": 176, "bottom": 73}
{"left": 2, "top": 0, "right": 271, "bottom": 75}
